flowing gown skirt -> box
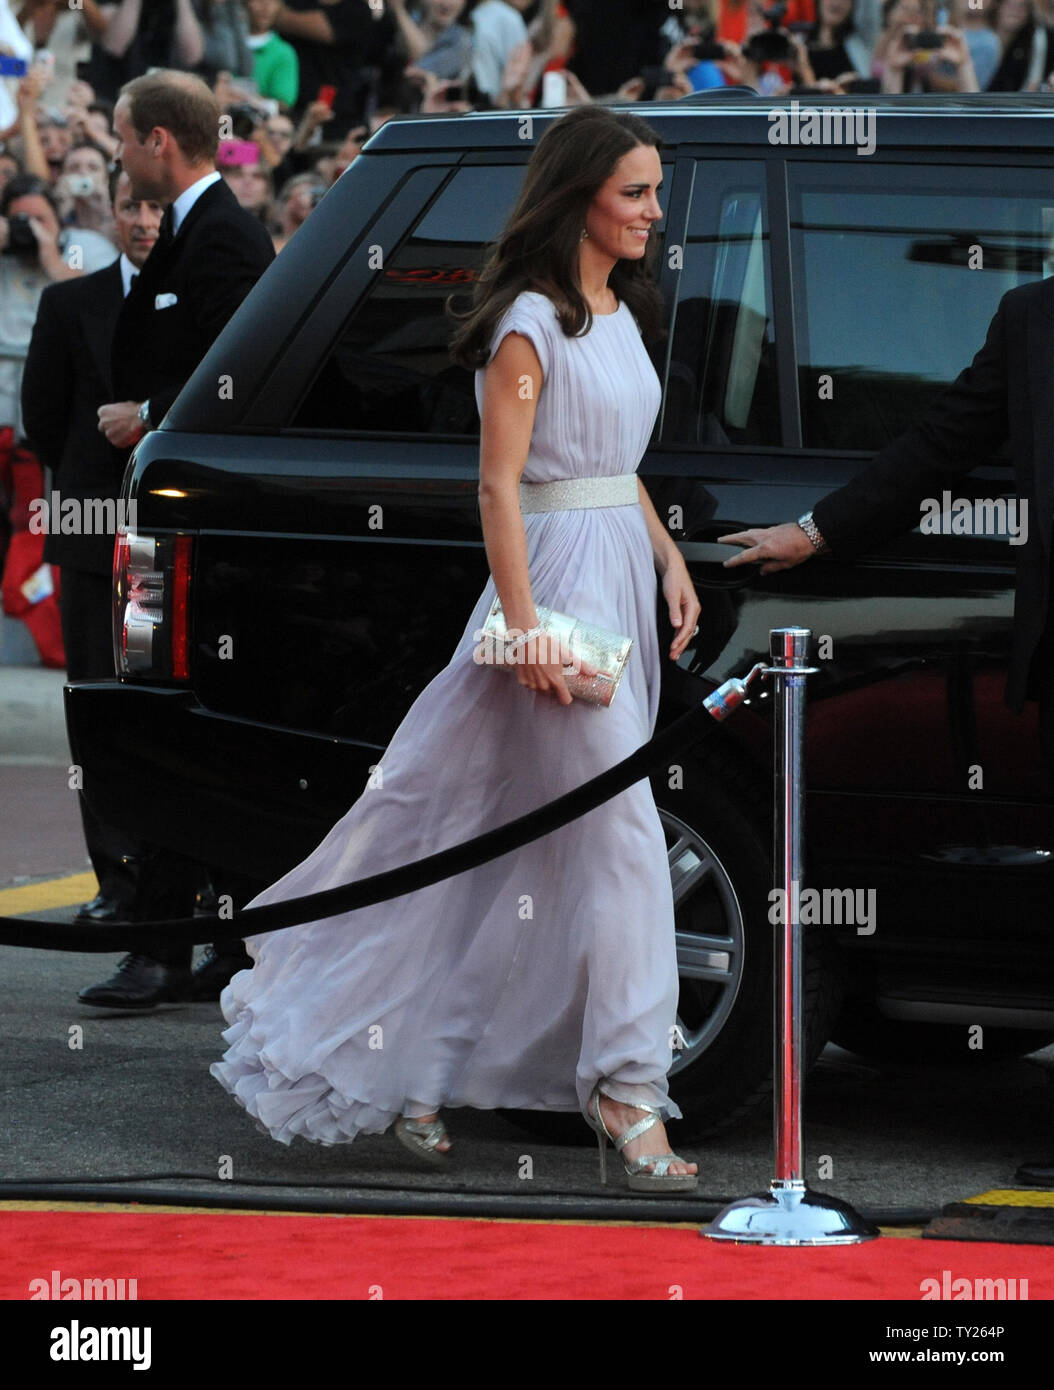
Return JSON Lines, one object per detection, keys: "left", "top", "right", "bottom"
{"left": 210, "top": 498, "right": 682, "bottom": 1145}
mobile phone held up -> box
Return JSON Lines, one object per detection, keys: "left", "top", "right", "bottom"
{"left": 0, "top": 56, "right": 27, "bottom": 78}
{"left": 217, "top": 139, "right": 260, "bottom": 167}
{"left": 638, "top": 65, "right": 672, "bottom": 101}
{"left": 904, "top": 29, "right": 944, "bottom": 49}
{"left": 317, "top": 85, "right": 336, "bottom": 108}
{"left": 541, "top": 71, "right": 566, "bottom": 106}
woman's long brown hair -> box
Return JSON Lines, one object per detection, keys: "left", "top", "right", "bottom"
{"left": 446, "top": 105, "right": 665, "bottom": 371}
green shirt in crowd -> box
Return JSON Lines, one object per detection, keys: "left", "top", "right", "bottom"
{"left": 249, "top": 31, "right": 300, "bottom": 109}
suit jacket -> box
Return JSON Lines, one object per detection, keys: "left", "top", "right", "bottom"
{"left": 812, "top": 276, "right": 1053, "bottom": 714}
{"left": 110, "top": 176, "right": 275, "bottom": 433}
{"left": 21, "top": 260, "right": 125, "bottom": 574}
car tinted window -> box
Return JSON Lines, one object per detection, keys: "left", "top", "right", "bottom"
{"left": 289, "top": 162, "right": 671, "bottom": 438}
{"left": 288, "top": 166, "right": 525, "bottom": 436}
{"left": 790, "top": 162, "right": 1052, "bottom": 452}
{"left": 663, "top": 162, "right": 780, "bottom": 447}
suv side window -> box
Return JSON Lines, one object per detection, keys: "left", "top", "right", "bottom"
{"left": 790, "top": 162, "right": 1053, "bottom": 453}
{"left": 663, "top": 162, "right": 780, "bottom": 447}
{"left": 289, "top": 165, "right": 528, "bottom": 436}
{"left": 289, "top": 159, "right": 673, "bottom": 439}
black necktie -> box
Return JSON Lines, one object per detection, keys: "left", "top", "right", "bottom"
{"left": 157, "top": 206, "right": 174, "bottom": 250}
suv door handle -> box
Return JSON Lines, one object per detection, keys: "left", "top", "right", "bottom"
{"left": 676, "top": 539, "right": 759, "bottom": 587}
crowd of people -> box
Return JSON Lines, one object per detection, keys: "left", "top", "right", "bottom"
{"left": 0, "top": 0, "right": 1044, "bottom": 314}
{"left": 0, "top": 0, "right": 1052, "bottom": 275}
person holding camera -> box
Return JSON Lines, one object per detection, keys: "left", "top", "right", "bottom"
{"left": 714, "top": 22, "right": 819, "bottom": 92}
{"left": 0, "top": 172, "right": 113, "bottom": 290}
{"left": 0, "top": 171, "right": 109, "bottom": 670}
{"left": 64, "top": 81, "right": 120, "bottom": 163}
{"left": 56, "top": 139, "right": 116, "bottom": 242}
{"left": 660, "top": 0, "right": 736, "bottom": 91}
{"left": 875, "top": 0, "right": 979, "bottom": 91}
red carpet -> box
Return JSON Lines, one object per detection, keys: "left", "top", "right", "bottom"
{"left": 2, "top": 1209, "right": 1052, "bottom": 1300}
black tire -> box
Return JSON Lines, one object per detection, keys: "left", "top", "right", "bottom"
{"left": 501, "top": 735, "right": 844, "bottom": 1145}
{"left": 831, "top": 1003, "right": 1054, "bottom": 1064}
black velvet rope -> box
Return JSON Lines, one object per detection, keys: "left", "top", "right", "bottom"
{"left": 0, "top": 699, "right": 728, "bottom": 953}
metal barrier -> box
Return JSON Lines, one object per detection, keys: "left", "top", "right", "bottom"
{"left": 703, "top": 628, "right": 879, "bottom": 1245}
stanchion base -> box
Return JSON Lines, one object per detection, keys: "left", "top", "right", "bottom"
{"left": 701, "top": 1181, "right": 880, "bottom": 1245}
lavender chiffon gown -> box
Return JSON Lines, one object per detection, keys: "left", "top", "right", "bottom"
{"left": 210, "top": 289, "right": 683, "bottom": 1144}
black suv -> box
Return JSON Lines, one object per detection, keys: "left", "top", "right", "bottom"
{"left": 68, "top": 93, "right": 1054, "bottom": 1139}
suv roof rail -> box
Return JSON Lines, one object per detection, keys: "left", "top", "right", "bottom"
{"left": 677, "top": 85, "right": 760, "bottom": 101}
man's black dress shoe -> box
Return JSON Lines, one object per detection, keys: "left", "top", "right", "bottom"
{"left": 1014, "top": 1160, "right": 1054, "bottom": 1187}
{"left": 73, "top": 894, "right": 134, "bottom": 925}
{"left": 77, "top": 953, "right": 192, "bottom": 1009}
{"left": 187, "top": 945, "right": 252, "bottom": 1001}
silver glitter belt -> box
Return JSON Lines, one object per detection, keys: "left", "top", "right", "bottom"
{"left": 519, "top": 474, "right": 638, "bottom": 513}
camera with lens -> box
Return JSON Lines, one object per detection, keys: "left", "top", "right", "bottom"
{"left": 2, "top": 212, "right": 39, "bottom": 256}
{"left": 743, "top": 2, "right": 797, "bottom": 64}
{"left": 226, "top": 104, "right": 261, "bottom": 141}
{"left": 66, "top": 174, "right": 96, "bottom": 197}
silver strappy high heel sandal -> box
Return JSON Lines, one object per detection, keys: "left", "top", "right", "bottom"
{"left": 394, "top": 1114, "right": 451, "bottom": 1167}
{"left": 585, "top": 1082, "right": 698, "bottom": 1192}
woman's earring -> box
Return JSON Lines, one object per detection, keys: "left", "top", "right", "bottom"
{"left": 580, "top": 228, "right": 588, "bottom": 241}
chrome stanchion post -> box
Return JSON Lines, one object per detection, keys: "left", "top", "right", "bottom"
{"left": 773, "top": 625, "right": 808, "bottom": 1190}
{"left": 702, "top": 627, "right": 879, "bottom": 1245}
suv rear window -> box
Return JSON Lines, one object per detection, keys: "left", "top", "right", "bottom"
{"left": 290, "top": 165, "right": 527, "bottom": 437}
{"left": 289, "top": 160, "right": 672, "bottom": 439}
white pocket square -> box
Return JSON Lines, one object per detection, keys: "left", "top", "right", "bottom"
{"left": 154, "top": 292, "right": 178, "bottom": 309}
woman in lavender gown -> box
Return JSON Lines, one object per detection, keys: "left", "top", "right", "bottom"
{"left": 210, "top": 105, "right": 703, "bottom": 1191}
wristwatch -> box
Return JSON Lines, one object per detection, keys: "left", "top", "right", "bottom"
{"left": 137, "top": 400, "right": 151, "bottom": 430}
{"left": 797, "top": 511, "right": 829, "bottom": 554}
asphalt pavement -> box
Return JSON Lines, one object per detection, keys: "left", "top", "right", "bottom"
{"left": 1, "top": 638, "right": 1052, "bottom": 1224}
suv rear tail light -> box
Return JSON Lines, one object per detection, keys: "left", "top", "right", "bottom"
{"left": 113, "top": 529, "right": 193, "bottom": 680}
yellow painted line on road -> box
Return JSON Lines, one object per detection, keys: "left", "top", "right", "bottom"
{"left": 0, "top": 872, "right": 96, "bottom": 916}
{"left": 963, "top": 1189, "right": 1054, "bottom": 1208}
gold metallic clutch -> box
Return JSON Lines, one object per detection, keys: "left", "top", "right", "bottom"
{"left": 475, "top": 596, "right": 633, "bottom": 707}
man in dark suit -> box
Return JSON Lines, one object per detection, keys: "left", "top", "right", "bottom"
{"left": 21, "top": 167, "right": 162, "bottom": 931}
{"left": 718, "top": 275, "right": 1054, "bottom": 1187}
{"left": 79, "top": 67, "right": 275, "bottom": 1009}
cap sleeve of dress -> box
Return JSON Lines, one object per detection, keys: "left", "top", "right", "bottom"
{"left": 487, "top": 292, "right": 553, "bottom": 381}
